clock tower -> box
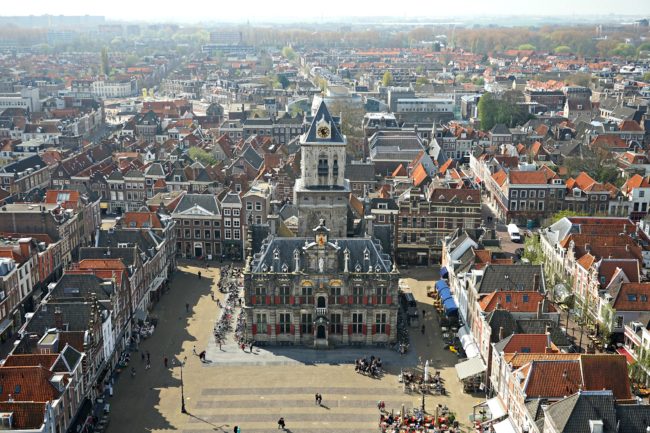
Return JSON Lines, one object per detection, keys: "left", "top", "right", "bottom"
{"left": 294, "top": 101, "right": 350, "bottom": 237}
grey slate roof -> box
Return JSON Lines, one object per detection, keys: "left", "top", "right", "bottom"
{"left": 53, "top": 345, "right": 83, "bottom": 373}
{"left": 516, "top": 319, "right": 572, "bottom": 347}
{"left": 23, "top": 301, "right": 103, "bottom": 336}
{"left": 368, "top": 131, "right": 424, "bottom": 162}
{"left": 79, "top": 246, "right": 139, "bottom": 272}
{"left": 544, "top": 391, "right": 616, "bottom": 433}
{"left": 0, "top": 154, "right": 46, "bottom": 174}
{"left": 345, "top": 161, "right": 376, "bottom": 182}
{"left": 50, "top": 274, "right": 113, "bottom": 301}
{"left": 486, "top": 309, "right": 518, "bottom": 343}
{"left": 615, "top": 404, "right": 650, "bottom": 433}
{"left": 145, "top": 163, "right": 165, "bottom": 177}
{"left": 107, "top": 171, "right": 124, "bottom": 181}
{"left": 490, "top": 123, "right": 511, "bottom": 135}
{"left": 95, "top": 230, "right": 160, "bottom": 259}
{"left": 221, "top": 192, "right": 241, "bottom": 204}
{"left": 242, "top": 146, "right": 264, "bottom": 171}
{"left": 173, "top": 194, "right": 220, "bottom": 215}
{"left": 251, "top": 236, "right": 392, "bottom": 274}
{"left": 304, "top": 101, "right": 345, "bottom": 144}
{"left": 477, "top": 264, "right": 545, "bottom": 294}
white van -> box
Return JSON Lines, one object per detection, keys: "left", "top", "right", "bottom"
{"left": 507, "top": 224, "right": 521, "bottom": 243}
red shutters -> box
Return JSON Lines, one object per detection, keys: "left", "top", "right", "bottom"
{"left": 274, "top": 296, "right": 281, "bottom": 305}
{"left": 362, "top": 295, "right": 368, "bottom": 305}
{"left": 348, "top": 295, "right": 354, "bottom": 304}
{"left": 275, "top": 324, "right": 281, "bottom": 334}
{"left": 290, "top": 324, "right": 295, "bottom": 334}
{"left": 265, "top": 295, "right": 271, "bottom": 305}
{"left": 252, "top": 324, "right": 257, "bottom": 335}
{"left": 251, "top": 295, "right": 256, "bottom": 305}
{"left": 362, "top": 324, "right": 367, "bottom": 335}
{"left": 348, "top": 324, "right": 353, "bottom": 335}
{"left": 371, "top": 295, "right": 377, "bottom": 305}
{"left": 299, "top": 296, "right": 304, "bottom": 305}
{"left": 386, "top": 295, "right": 392, "bottom": 305}
{"left": 386, "top": 324, "right": 391, "bottom": 336}
{"left": 289, "top": 296, "right": 295, "bottom": 305}
{"left": 339, "top": 295, "right": 346, "bottom": 305}
{"left": 267, "top": 324, "right": 272, "bottom": 335}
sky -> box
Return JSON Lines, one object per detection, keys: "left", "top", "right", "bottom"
{"left": 4, "top": 0, "right": 650, "bottom": 23}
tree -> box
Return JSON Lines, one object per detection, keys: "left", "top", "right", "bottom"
{"left": 546, "top": 209, "right": 589, "bottom": 225}
{"left": 382, "top": 71, "right": 394, "bottom": 87}
{"left": 522, "top": 234, "right": 544, "bottom": 265}
{"left": 327, "top": 99, "right": 366, "bottom": 159}
{"left": 565, "top": 72, "right": 592, "bottom": 87}
{"left": 643, "top": 72, "right": 650, "bottom": 83}
{"left": 281, "top": 46, "right": 297, "bottom": 61}
{"left": 554, "top": 45, "right": 572, "bottom": 54}
{"left": 611, "top": 43, "right": 637, "bottom": 58}
{"left": 101, "top": 47, "right": 110, "bottom": 76}
{"left": 518, "top": 43, "right": 536, "bottom": 50}
{"left": 477, "top": 92, "right": 532, "bottom": 130}
{"left": 188, "top": 147, "right": 217, "bottom": 166}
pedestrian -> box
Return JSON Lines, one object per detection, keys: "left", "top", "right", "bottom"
{"left": 249, "top": 341, "right": 254, "bottom": 352}
{"left": 198, "top": 271, "right": 202, "bottom": 280}
{"left": 163, "top": 356, "right": 168, "bottom": 368}
{"left": 211, "top": 292, "right": 215, "bottom": 301}
{"left": 145, "top": 360, "right": 151, "bottom": 370}
{"left": 146, "top": 351, "right": 150, "bottom": 363}
{"left": 238, "top": 298, "right": 242, "bottom": 306}
{"left": 233, "top": 426, "right": 238, "bottom": 433}
{"left": 315, "top": 393, "right": 319, "bottom": 405}
{"left": 278, "top": 417, "right": 285, "bottom": 430}
{"left": 200, "top": 350, "right": 206, "bottom": 361}
{"left": 421, "top": 324, "right": 425, "bottom": 335}
{"left": 141, "top": 351, "right": 145, "bottom": 362}
{"left": 317, "top": 394, "right": 322, "bottom": 406}
{"left": 422, "top": 309, "right": 426, "bottom": 318}
{"left": 186, "top": 303, "right": 190, "bottom": 313}
{"left": 193, "top": 345, "right": 197, "bottom": 356}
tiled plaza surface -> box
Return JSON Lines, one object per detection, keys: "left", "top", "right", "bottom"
{"left": 105, "top": 263, "right": 482, "bottom": 433}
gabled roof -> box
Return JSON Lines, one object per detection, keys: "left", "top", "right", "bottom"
{"left": 544, "top": 391, "right": 617, "bottom": 433}
{"left": 172, "top": 194, "right": 220, "bottom": 216}
{"left": 580, "top": 355, "right": 632, "bottom": 401}
{"left": 479, "top": 291, "right": 554, "bottom": 313}
{"left": 0, "top": 401, "right": 47, "bottom": 429}
{"left": 612, "top": 282, "right": 650, "bottom": 311}
{"left": 303, "top": 101, "right": 345, "bottom": 144}
{"left": 509, "top": 170, "right": 549, "bottom": 185}
{"left": 121, "top": 211, "right": 164, "bottom": 229}
{"left": 477, "top": 264, "right": 544, "bottom": 294}
{"left": 0, "top": 366, "right": 60, "bottom": 402}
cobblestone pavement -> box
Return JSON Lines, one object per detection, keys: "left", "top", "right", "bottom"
{"left": 106, "top": 263, "right": 483, "bottom": 433}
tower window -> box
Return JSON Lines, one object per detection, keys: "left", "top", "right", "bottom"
{"left": 333, "top": 159, "right": 339, "bottom": 177}
{"left": 318, "top": 158, "right": 328, "bottom": 176}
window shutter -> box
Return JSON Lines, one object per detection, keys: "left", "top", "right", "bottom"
{"left": 290, "top": 324, "right": 295, "bottom": 334}
{"left": 386, "top": 295, "right": 392, "bottom": 305}
{"left": 362, "top": 295, "right": 368, "bottom": 305}
{"left": 275, "top": 324, "right": 281, "bottom": 334}
{"left": 348, "top": 295, "right": 354, "bottom": 304}
{"left": 348, "top": 324, "right": 353, "bottom": 335}
{"left": 267, "top": 324, "right": 272, "bottom": 335}
{"left": 252, "top": 324, "right": 257, "bottom": 335}
{"left": 339, "top": 295, "right": 346, "bottom": 304}
{"left": 274, "top": 295, "right": 281, "bottom": 305}
{"left": 362, "top": 324, "right": 367, "bottom": 335}
{"left": 265, "top": 295, "right": 271, "bottom": 305}
{"left": 289, "top": 296, "right": 295, "bottom": 305}
{"left": 386, "top": 324, "right": 391, "bottom": 336}
{"left": 251, "top": 295, "right": 256, "bottom": 305}
{"left": 371, "top": 295, "right": 377, "bottom": 305}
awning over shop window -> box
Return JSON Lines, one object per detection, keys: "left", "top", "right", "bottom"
{"left": 443, "top": 297, "right": 458, "bottom": 316}
{"left": 440, "top": 267, "right": 449, "bottom": 278}
{"left": 438, "top": 287, "right": 453, "bottom": 302}
{"left": 455, "top": 356, "right": 486, "bottom": 381}
{"left": 457, "top": 326, "right": 480, "bottom": 359}
{"left": 435, "top": 280, "right": 450, "bottom": 292}
{"left": 486, "top": 397, "right": 507, "bottom": 420}
{"left": 492, "top": 418, "right": 517, "bottom": 433}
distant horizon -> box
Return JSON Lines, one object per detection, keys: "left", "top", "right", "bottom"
{"left": 2, "top": 0, "right": 649, "bottom": 25}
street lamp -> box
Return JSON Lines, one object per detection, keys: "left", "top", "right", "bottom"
{"left": 180, "top": 356, "right": 188, "bottom": 414}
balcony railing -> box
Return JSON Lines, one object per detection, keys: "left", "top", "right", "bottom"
{"left": 316, "top": 307, "right": 327, "bottom": 316}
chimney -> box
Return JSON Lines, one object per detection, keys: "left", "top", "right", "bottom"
{"left": 54, "top": 307, "right": 63, "bottom": 330}
{"left": 498, "top": 326, "right": 505, "bottom": 342}
{"left": 537, "top": 300, "right": 543, "bottom": 319}
{"left": 18, "top": 238, "right": 31, "bottom": 259}
{"left": 533, "top": 273, "right": 540, "bottom": 292}
{"left": 589, "top": 419, "right": 604, "bottom": 433}
{"left": 545, "top": 325, "right": 553, "bottom": 351}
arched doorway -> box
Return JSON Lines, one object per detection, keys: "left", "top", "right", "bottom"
{"left": 316, "top": 324, "right": 326, "bottom": 339}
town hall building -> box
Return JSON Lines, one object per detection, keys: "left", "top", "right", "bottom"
{"left": 242, "top": 101, "right": 400, "bottom": 348}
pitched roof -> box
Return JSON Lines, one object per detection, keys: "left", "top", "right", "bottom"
{"left": 0, "top": 366, "right": 60, "bottom": 402}
{"left": 492, "top": 169, "right": 507, "bottom": 186}
{"left": 612, "top": 282, "right": 650, "bottom": 311}
{"left": 477, "top": 264, "right": 544, "bottom": 294}
{"left": 544, "top": 391, "right": 617, "bottom": 433}
{"left": 509, "top": 170, "right": 549, "bottom": 185}
{"left": 580, "top": 355, "right": 632, "bottom": 401}
{"left": 121, "top": 211, "right": 164, "bottom": 229}
{"left": 411, "top": 163, "right": 429, "bottom": 187}
{"left": 479, "top": 291, "right": 555, "bottom": 313}
{"left": 0, "top": 402, "right": 47, "bottom": 429}
{"left": 497, "top": 334, "right": 556, "bottom": 354}
{"left": 615, "top": 404, "right": 650, "bottom": 433}
{"left": 2, "top": 354, "right": 58, "bottom": 369}
{"left": 303, "top": 101, "right": 345, "bottom": 144}
{"left": 523, "top": 360, "right": 582, "bottom": 399}
{"left": 504, "top": 353, "right": 580, "bottom": 369}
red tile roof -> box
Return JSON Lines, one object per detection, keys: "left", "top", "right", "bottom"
{"left": 501, "top": 334, "right": 557, "bottom": 354}
{"left": 612, "top": 282, "right": 650, "bottom": 311}
{"left": 619, "top": 120, "right": 643, "bottom": 132}
{"left": 622, "top": 174, "right": 650, "bottom": 195}
{"left": 411, "top": 163, "right": 429, "bottom": 187}
{"left": 0, "top": 402, "right": 46, "bottom": 430}
{"left": 580, "top": 355, "right": 632, "bottom": 401}
{"left": 0, "top": 366, "right": 60, "bottom": 402}
{"left": 121, "top": 211, "right": 163, "bottom": 229}
{"left": 391, "top": 164, "right": 406, "bottom": 177}
{"left": 478, "top": 291, "right": 555, "bottom": 313}
{"left": 2, "top": 354, "right": 58, "bottom": 369}
{"left": 508, "top": 170, "right": 549, "bottom": 185}
{"left": 523, "top": 360, "right": 582, "bottom": 399}
{"left": 592, "top": 135, "right": 627, "bottom": 149}
{"left": 492, "top": 169, "right": 507, "bottom": 186}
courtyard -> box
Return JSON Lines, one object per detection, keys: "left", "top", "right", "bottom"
{"left": 105, "top": 263, "right": 481, "bottom": 433}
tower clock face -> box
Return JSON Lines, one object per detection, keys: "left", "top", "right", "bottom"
{"left": 317, "top": 126, "right": 330, "bottom": 138}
